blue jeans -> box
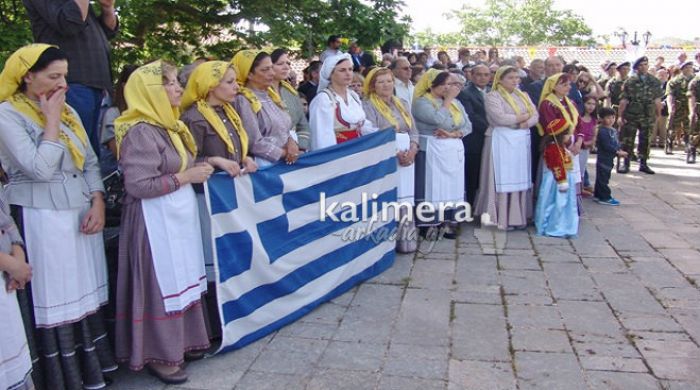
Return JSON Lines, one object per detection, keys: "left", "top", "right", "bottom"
{"left": 66, "top": 84, "right": 104, "bottom": 158}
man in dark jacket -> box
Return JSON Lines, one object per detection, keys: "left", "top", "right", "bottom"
{"left": 457, "top": 64, "right": 490, "bottom": 206}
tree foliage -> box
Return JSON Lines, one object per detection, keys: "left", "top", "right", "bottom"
{"left": 0, "top": 0, "right": 410, "bottom": 69}
{"left": 446, "top": 0, "right": 594, "bottom": 46}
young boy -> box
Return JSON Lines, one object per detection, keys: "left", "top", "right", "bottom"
{"left": 594, "top": 107, "right": 628, "bottom": 205}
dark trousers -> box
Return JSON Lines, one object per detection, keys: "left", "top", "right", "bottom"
{"left": 594, "top": 163, "right": 612, "bottom": 201}
{"left": 464, "top": 152, "right": 481, "bottom": 207}
{"left": 66, "top": 83, "right": 104, "bottom": 158}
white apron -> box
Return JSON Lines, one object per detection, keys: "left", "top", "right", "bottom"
{"left": 492, "top": 127, "right": 532, "bottom": 193}
{"left": 570, "top": 134, "right": 582, "bottom": 184}
{"left": 424, "top": 136, "right": 465, "bottom": 205}
{"left": 0, "top": 289, "right": 32, "bottom": 390}
{"left": 142, "top": 184, "right": 207, "bottom": 313}
{"left": 396, "top": 133, "right": 415, "bottom": 205}
{"left": 23, "top": 207, "right": 108, "bottom": 326}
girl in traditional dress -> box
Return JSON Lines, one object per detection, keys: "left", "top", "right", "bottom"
{"left": 362, "top": 67, "right": 420, "bottom": 252}
{"left": 270, "top": 49, "right": 311, "bottom": 152}
{"left": 0, "top": 44, "right": 117, "bottom": 390}
{"left": 231, "top": 50, "right": 299, "bottom": 167}
{"left": 114, "top": 61, "right": 214, "bottom": 384}
{"left": 180, "top": 60, "right": 258, "bottom": 341}
{"left": 412, "top": 69, "right": 472, "bottom": 239}
{"left": 0, "top": 188, "right": 33, "bottom": 390}
{"left": 309, "top": 53, "right": 375, "bottom": 150}
{"left": 473, "top": 66, "right": 539, "bottom": 231}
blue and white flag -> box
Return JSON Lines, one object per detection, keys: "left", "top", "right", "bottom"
{"left": 204, "top": 129, "right": 398, "bottom": 353}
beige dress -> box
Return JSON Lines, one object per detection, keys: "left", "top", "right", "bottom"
{"left": 473, "top": 90, "right": 539, "bottom": 229}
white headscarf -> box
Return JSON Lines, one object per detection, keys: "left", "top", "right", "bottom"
{"left": 319, "top": 53, "right": 352, "bottom": 91}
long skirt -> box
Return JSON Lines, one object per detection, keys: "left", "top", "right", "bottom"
{"left": 0, "top": 289, "right": 33, "bottom": 390}
{"left": 12, "top": 205, "right": 117, "bottom": 390}
{"left": 473, "top": 136, "right": 533, "bottom": 230}
{"left": 534, "top": 168, "right": 579, "bottom": 238}
{"left": 114, "top": 200, "right": 210, "bottom": 370}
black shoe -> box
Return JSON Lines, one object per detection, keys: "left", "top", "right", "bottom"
{"left": 617, "top": 157, "right": 629, "bottom": 174}
{"left": 639, "top": 159, "right": 655, "bottom": 174}
{"left": 665, "top": 139, "right": 673, "bottom": 154}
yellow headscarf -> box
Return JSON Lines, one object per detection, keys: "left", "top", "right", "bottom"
{"left": 492, "top": 66, "right": 535, "bottom": 117}
{"left": 231, "top": 50, "right": 285, "bottom": 113}
{"left": 0, "top": 44, "right": 89, "bottom": 170}
{"left": 413, "top": 68, "right": 463, "bottom": 125}
{"left": 114, "top": 60, "right": 197, "bottom": 172}
{"left": 363, "top": 67, "right": 413, "bottom": 129}
{"left": 180, "top": 61, "right": 249, "bottom": 158}
{"left": 537, "top": 73, "right": 579, "bottom": 136}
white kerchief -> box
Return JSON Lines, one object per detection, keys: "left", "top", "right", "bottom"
{"left": 319, "top": 53, "right": 353, "bottom": 91}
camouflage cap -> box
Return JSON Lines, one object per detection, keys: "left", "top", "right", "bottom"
{"left": 605, "top": 62, "right": 617, "bottom": 71}
{"left": 617, "top": 61, "right": 631, "bottom": 69}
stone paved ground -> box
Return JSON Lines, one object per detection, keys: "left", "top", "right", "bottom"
{"left": 111, "top": 149, "right": 700, "bottom": 390}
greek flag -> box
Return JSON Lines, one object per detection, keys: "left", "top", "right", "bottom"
{"left": 204, "top": 129, "right": 398, "bottom": 353}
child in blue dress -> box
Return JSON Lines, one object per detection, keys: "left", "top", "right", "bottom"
{"left": 535, "top": 118, "right": 579, "bottom": 237}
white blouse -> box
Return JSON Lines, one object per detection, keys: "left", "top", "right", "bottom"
{"left": 309, "top": 89, "right": 375, "bottom": 150}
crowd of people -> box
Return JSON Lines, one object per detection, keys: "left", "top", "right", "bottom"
{"left": 1, "top": 2, "right": 700, "bottom": 389}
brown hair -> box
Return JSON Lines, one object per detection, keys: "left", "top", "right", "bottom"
{"left": 367, "top": 68, "right": 394, "bottom": 94}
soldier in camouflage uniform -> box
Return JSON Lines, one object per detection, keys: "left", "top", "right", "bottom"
{"left": 665, "top": 61, "right": 695, "bottom": 154}
{"left": 599, "top": 61, "right": 617, "bottom": 92}
{"left": 605, "top": 62, "right": 630, "bottom": 111}
{"left": 617, "top": 57, "right": 663, "bottom": 174}
{"left": 688, "top": 73, "right": 700, "bottom": 163}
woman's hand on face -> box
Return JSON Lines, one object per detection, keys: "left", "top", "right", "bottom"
{"left": 208, "top": 156, "right": 240, "bottom": 177}
{"left": 241, "top": 157, "right": 258, "bottom": 174}
{"left": 39, "top": 87, "right": 67, "bottom": 125}
{"left": 81, "top": 195, "right": 105, "bottom": 234}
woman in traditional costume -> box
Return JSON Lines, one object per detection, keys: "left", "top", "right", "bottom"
{"left": 0, "top": 44, "right": 116, "bottom": 389}
{"left": 412, "top": 69, "right": 472, "bottom": 239}
{"left": 473, "top": 66, "right": 539, "bottom": 230}
{"left": 537, "top": 73, "right": 584, "bottom": 212}
{"left": 270, "top": 48, "right": 311, "bottom": 152}
{"left": 309, "top": 53, "right": 375, "bottom": 150}
{"left": 179, "top": 60, "right": 257, "bottom": 340}
{"left": 114, "top": 61, "right": 214, "bottom": 384}
{"left": 231, "top": 50, "right": 298, "bottom": 166}
{"left": 534, "top": 118, "right": 579, "bottom": 237}
{"left": 362, "top": 67, "right": 420, "bottom": 252}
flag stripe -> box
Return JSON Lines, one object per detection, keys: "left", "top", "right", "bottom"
{"left": 218, "top": 249, "right": 395, "bottom": 353}
{"left": 220, "top": 218, "right": 397, "bottom": 324}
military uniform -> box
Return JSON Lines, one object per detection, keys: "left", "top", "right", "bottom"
{"left": 665, "top": 73, "right": 693, "bottom": 152}
{"left": 687, "top": 74, "right": 700, "bottom": 162}
{"left": 620, "top": 72, "right": 663, "bottom": 162}
{"left": 605, "top": 77, "right": 626, "bottom": 110}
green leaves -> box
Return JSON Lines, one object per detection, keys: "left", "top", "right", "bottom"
{"left": 0, "top": 0, "right": 410, "bottom": 71}
{"left": 436, "top": 0, "right": 594, "bottom": 47}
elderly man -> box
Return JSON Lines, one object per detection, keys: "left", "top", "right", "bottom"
{"left": 457, "top": 64, "right": 490, "bottom": 205}
{"left": 391, "top": 57, "right": 414, "bottom": 105}
{"left": 618, "top": 56, "right": 664, "bottom": 174}
{"left": 521, "top": 59, "right": 544, "bottom": 88}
